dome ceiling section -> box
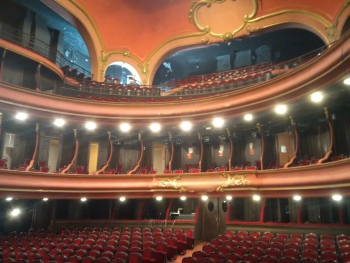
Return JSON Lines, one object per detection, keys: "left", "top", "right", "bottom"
{"left": 54, "top": 0, "right": 347, "bottom": 83}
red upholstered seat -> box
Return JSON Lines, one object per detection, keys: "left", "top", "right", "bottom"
{"left": 192, "top": 251, "right": 207, "bottom": 262}
{"left": 211, "top": 238, "right": 223, "bottom": 249}
{"left": 142, "top": 248, "right": 156, "bottom": 263}
{"left": 154, "top": 242, "right": 167, "bottom": 263}
{"left": 217, "top": 245, "right": 232, "bottom": 256}
{"left": 202, "top": 244, "right": 216, "bottom": 256}
{"left": 166, "top": 236, "right": 177, "bottom": 260}
{"left": 182, "top": 256, "right": 198, "bottom": 263}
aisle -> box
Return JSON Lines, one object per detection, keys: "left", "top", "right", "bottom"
{"left": 168, "top": 242, "right": 209, "bottom": 263}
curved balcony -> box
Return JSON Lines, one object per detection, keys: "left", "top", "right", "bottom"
{"left": 0, "top": 31, "right": 348, "bottom": 126}
{"left": 0, "top": 158, "right": 349, "bottom": 199}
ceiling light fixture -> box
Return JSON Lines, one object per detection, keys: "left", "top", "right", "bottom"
{"left": 43, "top": 198, "right": 48, "bottom": 201}
{"left": 344, "top": 77, "right": 350, "bottom": 85}
{"left": 212, "top": 117, "right": 224, "bottom": 128}
{"left": 275, "top": 105, "right": 287, "bottom": 115}
{"left": 253, "top": 195, "right": 261, "bottom": 201}
{"left": 226, "top": 196, "right": 232, "bottom": 201}
{"left": 11, "top": 209, "right": 20, "bottom": 217}
{"left": 15, "top": 112, "right": 28, "bottom": 121}
{"left": 54, "top": 118, "right": 65, "bottom": 127}
{"left": 244, "top": 114, "right": 253, "bottom": 121}
{"left": 120, "top": 123, "right": 131, "bottom": 132}
{"left": 332, "top": 194, "right": 342, "bottom": 201}
{"left": 85, "top": 121, "right": 96, "bottom": 130}
{"left": 293, "top": 195, "right": 301, "bottom": 201}
{"left": 180, "top": 121, "right": 192, "bottom": 131}
{"left": 311, "top": 92, "right": 323, "bottom": 103}
{"left": 150, "top": 123, "right": 161, "bottom": 132}
{"left": 6, "top": 197, "right": 12, "bottom": 201}
{"left": 119, "top": 197, "right": 126, "bottom": 202}
{"left": 156, "top": 196, "right": 163, "bottom": 201}
{"left": 81, "top": 198, "right": 87, "bottom": 202}
{"left": 201, "top": 195, "right": 208, "bottom": 201}
{"left": 180, "top": 196, "right": 186, "bottom": 201}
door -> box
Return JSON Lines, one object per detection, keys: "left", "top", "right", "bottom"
{"left": 276, "top": 132, "right": 294, "bottom": 165}
{"left": 153, "top": 143, "right": 165, "bottom": 173}
{"left": 200, "top": 197, "right": 227, "bottom": 241}
{"left": 88, "top": 142, "right": 99, "bottom": 173}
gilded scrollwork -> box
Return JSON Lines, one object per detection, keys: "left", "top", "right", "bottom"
{"left": 216, "top": 173, "right": 250, "bottom": 192}
{"left": 99, "top": 50, "right": 145, "bottom": 80}
{"left": 189, "top": 0, "right": 258, "bottom": 41}
{"left": 155, "top": 175, "right": 187, "bottom": 192}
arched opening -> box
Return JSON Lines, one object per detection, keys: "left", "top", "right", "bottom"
{"left": 105, "top": 62, "right": 141, "bottom": 85}
{"left": 152, "top": 28, "right": 325, "bottom": 86}
{"left": 341, "top": 16, "right": 350, "bottom": 37}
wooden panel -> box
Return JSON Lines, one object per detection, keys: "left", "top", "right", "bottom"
{"left": 11, "top": 134, "right": 26, "bottom": 169}
{"left": 276, "top": 132, "right": 294, "bottom": 165}
{"left": 38, "top": 138, "right": 50, "bottom": 165}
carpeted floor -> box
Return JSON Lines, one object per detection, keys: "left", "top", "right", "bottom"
{"left": 168, "top": 242, "right": 209, "bottom": 263}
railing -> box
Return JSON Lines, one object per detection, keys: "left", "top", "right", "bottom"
{"left": 58, "top": 44, "right": 327, "bottom": 100}
{"left": 0, "top": 23, "right": 92, "bottom": 79}
{"left": 0, "top": 21, "right": 328, "bottom": 99}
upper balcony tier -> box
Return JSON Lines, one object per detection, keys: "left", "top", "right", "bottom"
{"left": 0, "top": 31, "right": 348, "bottom": 126}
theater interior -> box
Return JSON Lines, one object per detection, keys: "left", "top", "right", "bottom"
{"left": 0, "top": 0, "right": 350, "bottom": 262}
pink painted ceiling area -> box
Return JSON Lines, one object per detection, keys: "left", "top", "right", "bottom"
{"left": 75, "top": 0, "right": 197, "bottom": 60}
{"left": 72, "top": 0, "right": 346, "bottom": 63}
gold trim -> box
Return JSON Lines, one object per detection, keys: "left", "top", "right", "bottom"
{"left": 67, "top": 0, "right": 104, "bottom": 50}
{"left": 248, "top": 10, "right": 332, "bottom": 28}
{"left": 155, "top": 175, "right": 188, "bottom": 192}
{"left": 327, "top": 0, "right": 350, "bottom": 41}
{"left": 216, "top": 173, "right": 250, "bottom": 192}
{"left": 189, "top": 0, "right": 258, "bottom": 41}
{"left": 99, "top": 50, "right": 142, "bottom": 81}
{"left": 2, "top": 182, "right": 349, "bottom": 194}
{"left": 246, "top": 21, "right": 329, "bottom": 45}
{"left": 333, "top": 0, "right": 350, "bottom": 27}
{"left": 60, "top": 0, "right": 339, "bottom": 82}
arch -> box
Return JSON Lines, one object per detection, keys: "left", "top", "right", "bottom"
{"left": 149, "top": 25, "right": 325, "bottom": 85}
{"left": 105, "top": 62, "right": 141, "bottom": 85}
{"left": 341, "top": 15, "right": 350, "bottom": 37}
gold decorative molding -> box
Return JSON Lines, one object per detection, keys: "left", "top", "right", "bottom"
{"left": 216, "top": 173, "right": 250, "bottom": 192}
{"left": 189, "top": 0, "right": 336, "bottom": 43}
{"left": 327, "top": 0, "right": 350, "bottom": 42}
{"left": 68, "top": 0, "right": 104, "bottom": 49}
{"left": 189, "top": 0, "right": 258, "bottom": 41}
{"left": 61, "top": 0, "right": 344, "bottom": 83}
{"left": 99, "top": 50, "right": 141, "bottom": 80}
{"left": 155, "top": 175, "right": 187, "bottom": 192}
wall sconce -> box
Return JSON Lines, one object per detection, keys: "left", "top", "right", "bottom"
{"left": 249, "top": 142, "right": 254, "bottom": 155}
{"left": 187, "top": 147, "right": 193, "bottom": 159}
{"left": 219, "top": 144, "right": 224, "bottom": 156}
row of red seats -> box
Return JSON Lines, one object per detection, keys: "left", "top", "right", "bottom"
{"left": 180, "top": 71, "right": 271, "bottom": 94}
{"left": 183, "top": 231, "right": 350, "bottom": 263}
{"left": 83, "top": 83, "right": 160, "bottom": 96}
{"left": 78, "top": 94, "right": 205, "bottom": 102}
{"left": 1, "top": 226, "right": 195, "bottom": 263}
{"left": 167, "top": 62, "right": 275, "bottom": 86}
